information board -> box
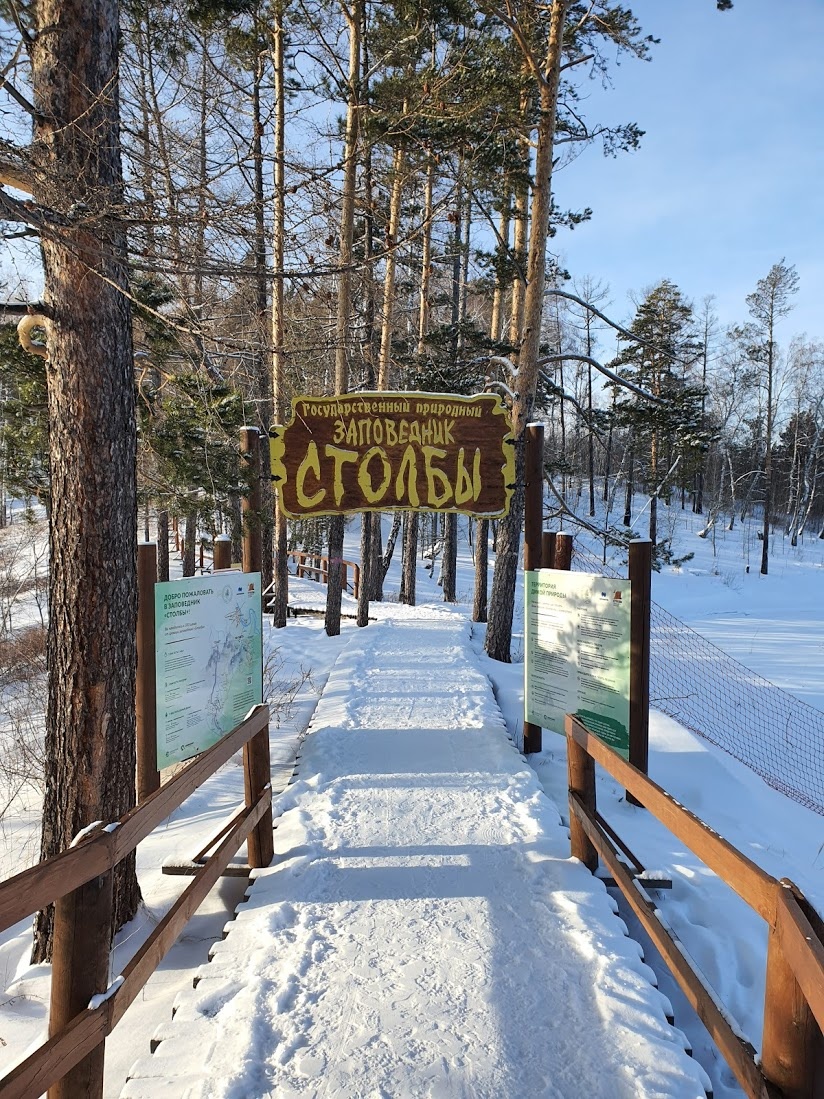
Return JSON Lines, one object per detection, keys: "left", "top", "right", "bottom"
{"left": 525, "top": 569, "right": 631, "bottom": 757}
{"left": 155, "top": 572, "right": 263, "bottom": 770}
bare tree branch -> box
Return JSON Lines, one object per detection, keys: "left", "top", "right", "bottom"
{"left": 538, "top": 352, "right": 663, "bottom": 403}
{"left": 0, "top": 72, "right": 37, "bottom": 116}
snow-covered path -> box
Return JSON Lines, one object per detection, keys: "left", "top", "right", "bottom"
{"left": 123, "top": 611, "right": 707, "bottom": 1099}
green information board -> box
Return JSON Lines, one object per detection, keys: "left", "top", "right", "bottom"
{"left": 525, "top": 569, "right": 631, "bottom": 757}
{"left": 155, "top": 572, "right": 263, "bottom": 769}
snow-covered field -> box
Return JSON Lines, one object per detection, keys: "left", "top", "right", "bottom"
{"left": 0, "top": 501, "right": 823, "bottom": 1098}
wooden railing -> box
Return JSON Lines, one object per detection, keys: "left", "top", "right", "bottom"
{"left": 287, "top": 551, "right": 360, "bottom": 599}
{"left": 0, "top": 704, "right": 273, "bottom": 1099}
{"left": 566, "top": 713, "right": 824, "bottom": 1099}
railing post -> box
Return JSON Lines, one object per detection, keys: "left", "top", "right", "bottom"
{"left": 541, "top": 531, "right": 556, "bottom": 570}
{"left": 48, "top": 826, "right": 113, "bottom": 1099}
{"left": 628, "top": 539, "right": 651, "bottom": 805}
{"left": 352, "top": 562, "right": 360, "bottom": 600}
{"left": 213, "top": 534, "right": 232, "bottom": 571}
{"left": 243, "top": 708, "right": 274, "bottom": 868}
{"left": 136, "top": 542, "right": 160, "bottom": 803}
{"left": 523, "top": 423, "right": 544, "bottom": 754}
{"left": 762, "top": 881, "right": 824, "bottom": 1098}
{"left": 554, "top": 531, "right": 573, "bottom": 572}
{"left": 566, "top": 719, "right": 598, "bottom": 872}
{"left": 340, "top": 561, "right": 348, "bottom": 594}
{"left": 241, "top": 426, "right": 262, "bottom": 576}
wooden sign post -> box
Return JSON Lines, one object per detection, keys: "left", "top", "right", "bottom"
{"left": 628, "top": 538, "right": 652, "bottom": 804}
{"left": 241, "top": 427, "right": 273, "bottom": 866}
{"left": 523, "top": 423, "right": 545, "bottom": 754}
{"left": 48, "top": 822, "right": 113, "bottom": 1099}
{"left": 241, "top": 426, "right": 262, "bottom": 575}
{"left": 136, "top": 542, "right": 160, "bottom": 802}
{"left": 213, "top": 534, "right": 232, "bottom": 571}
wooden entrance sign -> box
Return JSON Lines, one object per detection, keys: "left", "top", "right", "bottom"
{"left": 270, "top": 392, "right": 514, "bottom": 518}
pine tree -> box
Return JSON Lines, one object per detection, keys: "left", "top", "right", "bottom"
{"left": 0, "top": 0, "right": 143, "bottom": 960}
{"left": 611, "top": 280, "right": 705, "bottom": 547}
{"left": 744, "top": 261, "right": 799, "bottom": 574}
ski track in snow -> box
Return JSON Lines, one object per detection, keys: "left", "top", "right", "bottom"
{"left": 124, "top": 613, "right": 707, "bottom": 1099}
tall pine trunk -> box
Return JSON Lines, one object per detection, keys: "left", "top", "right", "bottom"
{"left": 270, "top": 2, "right": 289, "bottom": 626}
{"left": 472, "top": 519, "right": 489, "bottom": 623}
{"left": 157, "top": 509, "right": 170, "bottom": 582}
{"left": 486, "top": 1, "right": 569, "bottom": 663}
{"left": 325, "top": 1, "right": 361, "bottom": 636}
{"left": 32, "top": 0, "right": 140, "bottom": 961}
{"left": 399, "top": 513, "right": 418, "bottom": 605}
{"left": 252, "top": 54, "right": 274, "bottom": 598}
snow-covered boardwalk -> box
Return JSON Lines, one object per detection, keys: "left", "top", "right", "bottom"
{"left": 123, "top": 611, "right": 707, "bottom": 1098}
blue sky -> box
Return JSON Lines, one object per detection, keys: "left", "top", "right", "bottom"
{"left": 550, "top": 0, "right": 824, "bottom": 343}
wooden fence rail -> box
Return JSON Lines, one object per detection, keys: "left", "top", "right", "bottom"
{"left": 287, "top": 551, "right": 360, "bottom": 599}
{"left": 566, "top": 713, "right": 824, "bottom": 1099}
{"left": 0, "top": 704, "right": 273, "bottom": 1099}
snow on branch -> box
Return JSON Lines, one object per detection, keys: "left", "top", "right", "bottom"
{"left": 538, "top": 370, "right": 608, "bottom": 444}
{"left": 544, "top": 472, "right": 630, "bottom": 545}
{"left": 545, "top": 288, "right": 694, "bottom": 369}
{"left": 538, "top": 353, "right": 662, "bottom": 404}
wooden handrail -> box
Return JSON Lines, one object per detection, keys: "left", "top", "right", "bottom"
{"left": 0, "top": 706, "right": 269, "bottom": 935}
{"left": 569, "top": 793, "right": 778, "bottom": 1099}
{"left": 775, "top": 883, "right": 824, "bottom": 1032}
{"left": 565, "top": 712, "right": 824, "bottom": 1099}
{"left": 566, "top": 714, "right": 776, "bottom": 920}
{"left": 0, "top": 704, "right": 272, "bottom": 1099}
{"left": 286, "top": 551, "right": 360, "bottom": 599}
{"left": 2, "top": 794, "right": 271, "bottom": 1099}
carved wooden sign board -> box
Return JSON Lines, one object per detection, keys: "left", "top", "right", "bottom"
{"left": 270, "top": 392, "right": 515, "bottom": 519}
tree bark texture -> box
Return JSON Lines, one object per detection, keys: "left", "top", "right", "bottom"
{"left": 472, "top": 518, "right": 489, "bottom": 623}
{"left": 183, "top": 509, "right": 197, "bottom": 576}
{"left": 368, "top": 511, "right": 383, "bottom": 601}
{"left": 486, "top": 0, "right": 569, "bottom": 663}
{"left": 400, "top": 512, "right": 418, "bottom": 606}
{"left": 251, "top": 54, "right": 274, "bottom": 599}
{"left": 357, "top": 511, "right": 372, "bottom": 626}
{"left": 156, "top": 509, "right": 170, "bottom": 582}
{"left": 325, "top": 2, "right": 360, "bottom": 636}
{"left": 442, "top": 512, "right": 457, "bottom": 603}
{"left": 485, "top": 436, "right": 526, "bottom": 662}
{"left": 324, "top": 514, "right": 345, "bottom": 635}
{"left": 31, "top": 0, "right": 140, "bottom": 961}
{"left": 270, "top": 1, "right": 289, "bottom": 628}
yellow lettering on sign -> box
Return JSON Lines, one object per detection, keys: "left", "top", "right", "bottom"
{"left": 399, "top": 420, "right": 409, "bottom": 444}
{"left": 385, "top": 419, "right": 398, "bottom": 446}
{"left": 455, "top": 447, "right": 482, "bottom": 505}
{"left": 325, "top": 445, "right": 359, "bottom": 505}
{"left": 409, "top": 421, "right": 421, "bottom": 445}
{"left": 296, "top": 441, "right": 325, "bottom": 508}
{"left": 332, "top": 419, "right": 345, "bottom": 444}
{"left": 358, "top": 419, "right": 371, "bottom": 446}
{"left": 422, "top": 446, "right": 452, "bottom": 508}
{"left": 358, "top": 446, "right": 392, "bottom": 504}
{"left": 395, "top": 445, "right": 420, "bottom": 507}
{"left": 345, "top": 419, "right": 358, "bottom": 446}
